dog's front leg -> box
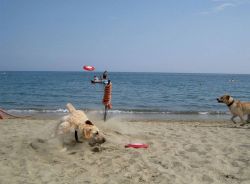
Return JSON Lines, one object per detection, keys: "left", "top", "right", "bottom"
{"left": 239, "top": 115, "right": 247, "bottom": 126}
{"left": 75, "top": 130, "right": 82, "bottom": 143}
{"left": 231, "top": 115, "right": 237, "bottom": 124}
{"left": 247, "top": 114, "right": 250, "bottom": 123}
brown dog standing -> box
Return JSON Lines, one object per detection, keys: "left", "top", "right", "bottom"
{"left": 217, "top": 94, "right": 250, "bottom": 125}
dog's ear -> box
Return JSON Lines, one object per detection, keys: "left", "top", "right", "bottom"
{"left": 85, "top": 120, "right": 94, "bottom": 125}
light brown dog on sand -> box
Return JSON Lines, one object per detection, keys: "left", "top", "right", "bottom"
{"left": 57, "top": 103, "right": 105, "bottom": 148}
{"left": 217, "top": 94, "right": 250, "bottom": 125}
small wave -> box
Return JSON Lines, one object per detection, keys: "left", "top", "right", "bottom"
{"left": 6, "top": 108, "right": 228, "bottom": 116}
{"left": 42, "top": 109, "right": 68, "bottom": 113}
{"left": 198, "top": 112, "right": 209, "bottom": 115}
{"left": 8, "top": 109, "right": 37, "bottom": 113}
{"left": 94, "top": 109, "right": 228, "bottom": 115}
{"left": 7, "top": 109, "right": 68, "bottom": 113}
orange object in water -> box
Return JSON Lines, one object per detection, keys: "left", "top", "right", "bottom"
{"left": 102, "top": 82, "right": 112, "bottom": 109}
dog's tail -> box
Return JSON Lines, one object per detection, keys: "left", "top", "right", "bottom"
{"left": 66, "top": 103, "right": 76, "bottom": 113}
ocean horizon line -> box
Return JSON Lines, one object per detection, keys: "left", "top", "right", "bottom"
{"left": 1, "top": 70, "right": 250, "bottom": 75}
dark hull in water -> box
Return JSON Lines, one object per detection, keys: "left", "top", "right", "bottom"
{"left": 91, "top": 79, "right": 108, "bottom": 84}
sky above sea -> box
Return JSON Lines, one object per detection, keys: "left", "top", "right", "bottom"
{"left": 0, "top": 0, "right": 250, "bottom": 74}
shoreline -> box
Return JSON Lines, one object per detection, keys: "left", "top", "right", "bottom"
{"left": 4, "top": 110, "right": 232, "bottom": 122}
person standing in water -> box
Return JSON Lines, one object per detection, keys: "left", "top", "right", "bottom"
{"left": 102, "top": 70, "right": 108, "bottom": 80}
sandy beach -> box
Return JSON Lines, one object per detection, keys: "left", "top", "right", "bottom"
{"left": 0, "top": 117, "right": 249, "bottom": 184}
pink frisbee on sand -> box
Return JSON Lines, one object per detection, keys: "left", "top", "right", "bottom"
{"left": 125, "top": 143, "right": 149, "bottom": 149}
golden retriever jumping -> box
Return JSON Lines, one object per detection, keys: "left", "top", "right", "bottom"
{"left": 57, "top": 103, "right": 105, "bottom": 148}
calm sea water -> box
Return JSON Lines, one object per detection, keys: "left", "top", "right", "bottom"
{"left": 1, "top": 71, "right": 250, "bottom": 120}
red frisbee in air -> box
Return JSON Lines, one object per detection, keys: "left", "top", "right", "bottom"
{"left": 83, "top": 65, "right": 95, "bottom": 71}
{"left": 125, "top": 143, "right": 149, "bottom": 149}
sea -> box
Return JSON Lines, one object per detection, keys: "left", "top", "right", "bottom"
{"left": 1, "top": 71, "right": 250, "bottom": 121}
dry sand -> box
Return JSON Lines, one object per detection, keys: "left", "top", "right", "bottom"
{"left": 0, "top": 117, "right": 250, "bottom": 184}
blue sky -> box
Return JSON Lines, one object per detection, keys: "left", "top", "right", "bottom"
{"left": 1, "top": 0, "right": 250, "bottom": 73}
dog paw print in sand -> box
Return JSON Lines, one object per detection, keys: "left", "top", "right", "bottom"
{"left": 29, "top": 138, "right": 58, "bottom": 156}
{"left": 29, "top": 138, "right": 47, "bottom": 151}
{"left": 201, "top": 174, "right": 214, "bottom": 183}
{"left": 224, "top": 174, "right": 239, "bottom": 181}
